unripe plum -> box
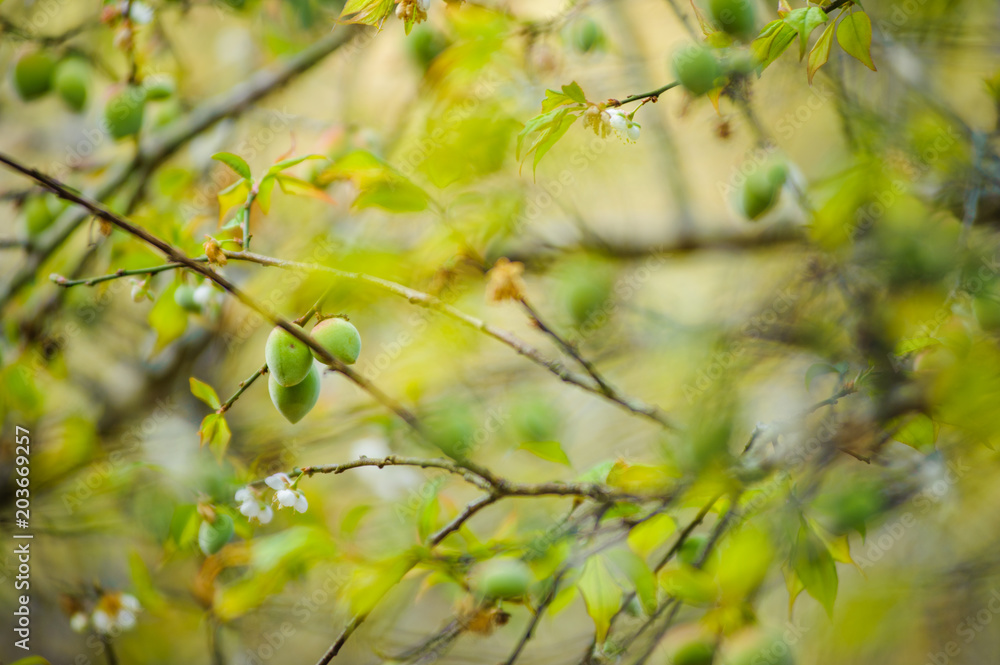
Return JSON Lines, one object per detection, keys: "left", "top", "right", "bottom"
{"left": 268, "top": 364, "right": 321, "bottom": 424}
{"left": 266, "top": 325, "right": 313, "bottom": 387}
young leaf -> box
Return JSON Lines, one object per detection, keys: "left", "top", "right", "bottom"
{"left": 190, "top": 377, "right": 220, "bottom": 410}
{"left": 217, "top": 178, "right": 251, "bottom": 223}
{"left": 275, "top": 175, "right": 336, "bottom": 204}
{"left": 518, "top": 440, "right": 571, "bottom": 466}
{"left": 199, "top": 412, "right": 232, "bottom": 460}
{"left": 256, "top": 175, "right": 276, "bottom": 214}
{"left": 782, "top": 7, "right": 829, "bottom": 59}
{"left": 627, "top": 513, "right": 677, "bottom": 559}
{"left": 338, "top": 0, "right": 395, "bottom": 26}
{"left": 267, "top": 154, "right": 327, "bottom": 176}
{"left": 561, "top": 81, "right": 587, "bottom": 104}
{"left": 577, "top": 556, "right": 623, "bottom": 644}
{"left": 891, "top": 413, "right": 938, "bottom": 452}
{"left": 751, "top": 19, "right": 798, "bottom": 71}
{"left": 212, "top": 152, "right": 252, "bottom": 181}
{"left": 807, "top": 19, "right": 836, "bottom": 83}
{"left": 836, "top": 11, "right": 876, "bottom": 71}
{"left": 606, "top": 547, "right": 658, "bottom": 615}
{"left": 792, "top": 521, "right": 838, "bottom": 617}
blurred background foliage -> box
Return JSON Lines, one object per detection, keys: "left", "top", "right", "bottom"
{"left": 2, "top": 0, "right": 1000, "bottom": 664}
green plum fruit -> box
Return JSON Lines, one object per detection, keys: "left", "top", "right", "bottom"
{"left": 311, "top": 317, "right": 361, "bottom": 365}
{"left": 672, "top": 45, "right": 722, "bottom": 96}
{"left": 53, "top": 58, "right": 90, "bottom": 112}
{"left": 475, "top": 558, "right": 532, "bottom": 600}
{"left": 268, "top": 364, "right": 321, "bottom": 424}
{"left": 568, "top": 17, "right": 604, "bottom": 53}
{"left": 407, "top": 26, "right": 449, "bottom": 70}
{"left": 266, "top": 325, "right": 314, "bottom": 387}
{"left": 104, "top": 87, "right": 145, "bottom": 140}
{"left": 198, "top": 514, "right": 234, "bottom": 555}
{"left": 740, "top": 161, "right": 787, "bottom": 220}
{"left": 173, "top": 285, "right": 201, "bottom": 313}
{"left": 144, "top": 75, "right": 176, "bottom": 101}
{"left": 674, "top": 640, "right": 716, "bottom": 665}
{"left": 13, "top": 51, "right": 55, "bottom": 101}
{"left": 708, "top": 0, "right": 757, "bottom": 41}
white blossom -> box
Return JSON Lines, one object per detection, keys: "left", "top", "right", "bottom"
{"left": 235, "top": 486, "right": 274, "bottom": 524}
{"left": 70, "top": 612, "right": 89, "bottom": 633}
{"left": 626, "top": 122, "right": 641, "bottom": 142}
{"left": 92, "top": 593, "right": 141, "bottom": 634}
{"left": 607, "top": 109, "right": 628, "bottom": 132}
{"left": 263, "top": 473, "right": 308, "bottom": 513}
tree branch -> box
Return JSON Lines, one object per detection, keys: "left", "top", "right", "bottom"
{"left": 221, "top": 250, "right": 677, "bottom": 429}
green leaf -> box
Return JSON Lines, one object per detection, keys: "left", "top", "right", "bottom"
{"left": 836, "top": 11, "right": 876, "bottom": 71}
{"left": 782, "top": 7, "right": 829, "bottom": 59}
{"left": 217, "top": 178, "right": 251, "bottom": 223}
{"left": 606, "top": 547, "right": 658, "bottom": 615}
{"left": 275, "top": 174, "right": 336, "bottom": 204}
{"left": 518, "top": 440, "right": 571, "bottom": 466}
{"left": 319, "top": 150, "right": 428, "bottom": 212}
{"left": 751, "top": 19, "right": 798, "bottom": 71}
{"left": 807, "top": 19, "right": 836, "bottom": 83}
{"left": 267, "top": 154, "right": 327, "bottom": 176}
{"left": 532, "top": 112, "right": 578, "bottom": 173}
{"left": 891, "top": 413, "right": 938, "bottom": 452}
{"left": 417, "top": 479, "right": 444, "bottom": 543}
{"left": 190, "top": 377, "right": 221, "bottom": 410}
{"left": 212, "top": 152, "right": 252, "bottom": 181}
{"left": 338, "top": 0, "right": 395, "bottom": 26}
{"left": 199, "top": 413, "right": 232, "bottom": 460}
{"left": 149, "top": 283, "right": 188, "bottom": 353}
{"left": 561, "top": 81, "right": 587, "bottom": 103}
{"left": 895, "top": 337, "right": 941, "bottom": 355}
{"left": 223, "top": 206, "right": 248, "bottom": 231}
{"left": 792, "top": 521, "right": 838, "bottom": 617}
{"left": 256, "top": 175, "right": 276, "bottom": 214}
{"left": 577, "top": 556, "right": 623, "bottom": 644}
{"left": 627, "top": 513, "right": 676, "bottom": 559}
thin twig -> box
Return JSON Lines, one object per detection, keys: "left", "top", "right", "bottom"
{"left": 608, "top": 81, "right": 680, "bottom": 107}
{"left": 50, "top": 261, "right": 194, "bottom": 287}
{"left": 502, "top": 570, "right": 566, "bottom": 665}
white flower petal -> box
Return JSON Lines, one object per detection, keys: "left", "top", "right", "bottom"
{"left": 257, "top": 505, "right": 274, "bottom": 524}
{"left": 234, "top": 488, "right": 252, "bottom": 503}
{"left": 265, "top": 473, "right": 290, "bottom": 490}
{"left": 70, "top": 612, "right": 89, "bottom": 633}
{"left": 239, "top": 501, "right": 257, "bottom": 517}
{"left": 117, "top": 610, "right": 136, "bottom": 630}
{"left": 276, "top": 488, "right": 297, "bottom": 507}
{"left": 92, "top": 610, "right": 112, "bottom": 634}
{"left": 120, "top": 594, "right": 141, "bottom": 612}
{"left": 293, "top": 493, "right": 309, "bottom": 513}
{"left": 626, "top": 123, "right": 640, "bottom": 141}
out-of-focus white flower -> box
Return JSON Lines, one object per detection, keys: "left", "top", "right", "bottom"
{"left": 626, "top": 122, "right": 641, "bottom": 142}
{"left": 416, "top": 0, "right": 431, "bottom": 11}
{"left": 125, "top": 1, "right": 154, "bottom": 24}
{"left": 92, "top": 593, "right": 140, "bottom": 634}
{"left": 70, "top": 612, "right": 89, "bottom": 633}
{"left": 235, "top": 487, "right": 273, "bottom": 524}
{"left": 193, "top": 281, "right": 217, "bottom": 308}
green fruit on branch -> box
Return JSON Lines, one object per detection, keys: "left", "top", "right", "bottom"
{"left": 475, "top": 558, "right": 533, "bottom": 600}
{"left": 268, "top": 364, "right": 321, "bottom": 424}
{"left": 265, "top": 325, "right": 314, "bottom": 387}
{"left": 13, "top": 51, "right": 56, "bottom": 101}
{"left": 173, "top": 285, "right": 201, "bottom": 313}
{"left": 568, "top": 17, "right": 604, "bottom": 53}
{"left": 53, "top": 58, "right": 90, "bottom": 112}
{"left": 674, "top": 640, "right": 716, "bottom": 665}
{"left": 672, "top": 44, "right": 722, "bottom": 96}
{"left": 740, "top": 161, "right": 787, "bottom": 220}
{"left": 707, "top": 0, "right": 757, "bottom": 41}
{"left": 144, "top": 75, "right": 176, "bottom": 101}
{"left": 104, "top": 86, "right": 146, "bottom": 140}
{"left": 407, "top": 26, "right": 449, "bottom": 70}
{"left": 198, "top": 513, "right": 234, "bottom": 555}
{"left": 311, "top": 317, "right": 362, "bottom": 365}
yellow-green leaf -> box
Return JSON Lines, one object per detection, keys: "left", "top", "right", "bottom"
{"left": 149, "top": 283, "right": 188, "bottom": 352}
{"left": 577, "top": 556, "right": 622, "bottom": 644}
{"left": 518, "top": 440, "right": 571, "bottom": 466}
{"left": 217, "top": 178, "right": 251, "bottom": 223}
{"left": 782, "top": 6, "right": 829, "bottom": 59}
{"left": 751, "top": 19, "right": 797, "bottom": 71}
{"left": 807, "top": 19, "right": 836, "bottom": 83}
{"left": 627, "top": 513, "right": 677, "bottom": 560}
{"left": 212, "top": 151, "right": 252, "bottom": 181}
{"left": 256, "top": 175, "right": 276, "bottom": 214}
{"left": 836, "top": 11, "right": 876, "bottom": 71}
{"left": 190, "top": 377, "right": 220, "bottom": 410}
{"left": 606, "top": 547, "right": 658, "bottom": 615}
{"left": 338, "top": 0, "right": 395, "bottom": 26}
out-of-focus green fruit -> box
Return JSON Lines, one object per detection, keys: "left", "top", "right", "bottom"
{"left": 475, "top": 558, "right": 532, "bottom": 600}
{"left": 13, "top": 51, "right": 56, "bottom": 101}
{"left": 407, "top": 26, "right": 449, "bottom": 70}
{"left": 265, "top": 325, "right": 313, "bottom": 387}
{"left": 708, "top": 0, "right": 757, "bottom": 41}
{"left": 674, "top": 640, "right": 716, "bottom": 665}
{"left": 198, "top": 514, "right": 234, "bottom": 555}
{"left": 426, "top": 401, "right": 478, "bottom": 460}
{"left": 144, "top": 75, "right": 175, "bottom": 101}
{"left": 973, "top": 295, "right": 1000, "bottom": 331}
{"left": 151, "top": 98, "right": 182, "bottom": 128}
{"left": 311, "top": 317, "right": 361, "bottom": 365}
{"left": 672, "top": 44, "right": 722, "bottom": 96}
{"left": 53, "top": 58, "right": 90, "bottom": 112}
{"left": 268, "top": 364, "right": 320, "bottom": 424}
{"left": 568, "top": 17, "right": 604, "bottom": 53}
{"left": 727, "top": 630, "right": 795, "bottom": 665}
{"left": 173, "top": 284, "right": 200, "bottom": 313}
{"left": 678, "top": 535, "right": 706, "bottom": 566}
{"left": 104, "top": 86, "right": 145, "bottom": 139}
{"left": 740, "top": 162, "right": 786, "bottom": 221}
{"left": 511, "top": 398, "right": 558, "bottom": 442}
{"left": 23, "top": 196, "right": 57, "bottom": 236}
